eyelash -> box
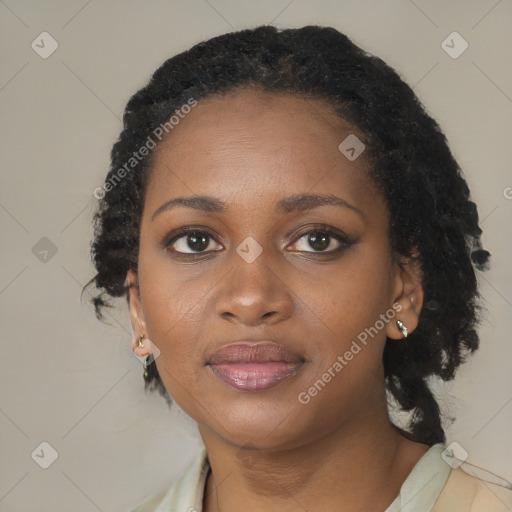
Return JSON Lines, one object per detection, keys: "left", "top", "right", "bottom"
{"left": 163, "top": 224, "right": 356, "bottom": 259}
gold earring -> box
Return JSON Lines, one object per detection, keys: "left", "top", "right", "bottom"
{"left": 143, "top": 357, "right": 149, "bottom": 381}
{"left": 396, "top": 320, "right": 408, "bottom": 338}
{"left": 138, "top": 334, "right": 150, "bottom": 381}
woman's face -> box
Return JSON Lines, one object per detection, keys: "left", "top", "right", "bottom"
{"left": 129, "top": 88, "right": 420, "bottom": 449}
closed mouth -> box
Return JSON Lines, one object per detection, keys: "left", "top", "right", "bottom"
{"left": 207, "top": 341, "right": 305, "bottom": 392}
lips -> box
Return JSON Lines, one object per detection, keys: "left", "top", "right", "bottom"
{"left": 207, "top": 342, "right": 304, "bottom": 392}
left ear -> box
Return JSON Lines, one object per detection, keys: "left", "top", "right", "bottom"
{"left": 126, "top": 269, "right": 151, "bottom": 358}
{"left": 386, "top": 254, "right": 424, "bottom": 340}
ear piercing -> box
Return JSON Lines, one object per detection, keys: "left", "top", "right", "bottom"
{"left": 138, "top": 334, "right": 146, "bottom": 348}
{"left": 396, "top": 320, "right": 408, "bottom": 338}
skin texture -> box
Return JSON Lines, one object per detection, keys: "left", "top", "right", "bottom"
{"left": 127, "top": 88, "right": 429, "bottom": 512}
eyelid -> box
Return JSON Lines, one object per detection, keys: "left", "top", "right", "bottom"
{"left": 163, "top": 226, "right": 224, "bottom": 255}
{"left": 286, "top": 224, "right": 355, "bottom": 252}
{"left": 163, "top": 225, "right": 221, "bottom": 246}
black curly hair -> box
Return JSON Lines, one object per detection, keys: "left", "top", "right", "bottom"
{"left": 84, "top": 25, "right": 490, "bottom": 445}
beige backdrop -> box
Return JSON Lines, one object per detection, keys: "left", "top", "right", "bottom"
{"left": 1, "top": 1, "right": 511, "bottom": 511}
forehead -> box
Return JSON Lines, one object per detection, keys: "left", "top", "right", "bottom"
{"left": 143, "top": 88, "right": 381, "bottom": 218}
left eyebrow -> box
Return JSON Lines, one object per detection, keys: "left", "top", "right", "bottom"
{"left": 276, "top": 193, "right": 364, "bottom": 219}
{"left": 151, "top": 193, "right": 364, "bottom": 221}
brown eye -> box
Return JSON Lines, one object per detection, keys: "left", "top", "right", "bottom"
{"left": 306, "top": 232, "right": 332, "bottom": 251}
{"left": 289, "top": 226, "right": 353, "bottom": 254}
{"left": 167, "top": 230, "right": 222, "bottom": 254}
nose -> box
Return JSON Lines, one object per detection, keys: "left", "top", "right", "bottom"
{"left": 215, "top": 248, "right": 293, "bottom": 327}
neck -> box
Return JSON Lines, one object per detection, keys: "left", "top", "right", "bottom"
{"left": 199, "top": 405, "right": 430, "bottom": 512}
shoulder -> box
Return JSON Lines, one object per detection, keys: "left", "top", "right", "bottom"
{"left": 433, "top": 465, "right": 512, "bottom": 512}
{"left": 388, "top": 443, "right": 512, "bottom": 512}
{"left": 128, "top": 447, "right": 209, "bottom": 512}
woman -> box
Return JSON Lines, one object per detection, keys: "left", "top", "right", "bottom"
{"left": 86, "top": 25, "right": 512, "bottom": 511}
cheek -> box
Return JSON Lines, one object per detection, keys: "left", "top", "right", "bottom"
{"left": 303, "top": 253, "right": 393, "bottom": 339}
{"left": 141, "top": 290, "right": 206, "bottom": 405}
{"left": 140, "top": 271, "right": 208, "bottom": 354}
{"left": 297, "top": 275, "right": 392, "bottom": 417}
{"left": 137, "top": 252, "right": 222, "bottom": 396}
{"left": 293, "top": 256, "right": 395, "bottom": 403}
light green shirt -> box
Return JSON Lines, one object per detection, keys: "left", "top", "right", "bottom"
{"left": 129, "top": 443, "right": 512, "bottom": 511}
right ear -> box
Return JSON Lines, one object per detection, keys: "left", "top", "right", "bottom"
{"left": 126, "top": 269, "right": 150, "bottom": 358}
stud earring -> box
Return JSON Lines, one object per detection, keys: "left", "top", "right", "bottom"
{"left": 396, "top": 320, "right": 408, "bottom": 338}
{"left": 138, "top": 334, "right": 146, "bottom": 348}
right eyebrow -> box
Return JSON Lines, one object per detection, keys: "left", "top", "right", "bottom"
{"left": 152, "top": 196, "right": 227, "bottom": 221}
